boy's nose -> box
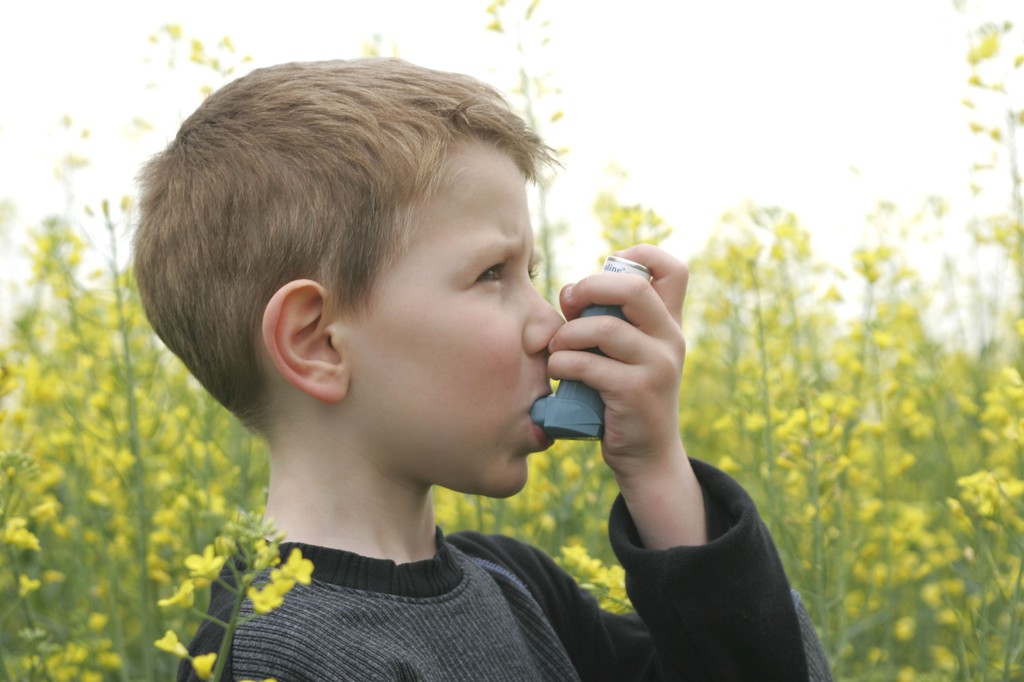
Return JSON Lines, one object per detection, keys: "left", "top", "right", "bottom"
{"left": 525, "top": 291, "right": 564, "bottom": 355}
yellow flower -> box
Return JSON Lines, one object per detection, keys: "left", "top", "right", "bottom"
{"left": 29, "top": 498, "right": 60, "bottom": 522}
{"left": 872, "top": 330, "right": 896, "bottom": 349}
{"left": 185, "top": 545, "right": 226, "bottom": 582}
{"left": 560, "top": 457, "right": 582, "bottom": 482}
{"left": 83, "top": 613, "right": 108, "bottom": 635}
{"left": 98, "top": 651, "right": 123, "bottom": 670}
{"left": 214, "top": 534, "right": 236, "bottom": 559}
{"left": 2, "top": 517, "right": 41, "bottom": 551}
{"left": 43, "top": 569, "right": 66, "bottom": 584}
{"left": 967, "top": 32, "right": 1000, "bottom": 65}
{"left": 158, "top": 579, "right": 196, "bottom": 609}
{"left": 86, "top": 489, "right": 112, "bottom": 507}
{"left": 717, "top": 456, "right": 741, "bottom": 474}
{"left": 278, "top": 548, "right": 313, "bottom": 585}
{"left": 920, "top": 583, "right": 943, "bottom": 609}
{"left": 559, "top": 545, "right": 602, "bottom": 582}
{"left": 154, "top": 630, "right": 189, "bottom": 658}
{"left": 18, "top": 574, "right": 41, "bottom": 597}
{"left": 743, "top": 413, "right": 767, "bottom": 432}
{"left": 853, "top": 247, "right": 882, "bottom": 283}
{"left": 711, "top": 414, "right": 733, "bottom": 431}
{"left": 247, "top": 582, "right": 286, "bottom": 614}
{"left": 191, "top": 652, "right": 217, "bottom": 680}
{"left": 240, "top": 548, "right": 313, "bottom": 618}
{"left": 893, "top": 616, "right": 916, "bottom": 642}
{"left": 931, "top": 645, "right": 957, "bottom": 669}
{"left": 539, "top": 513, "right": 556, "bottom": 532}
{"left": 252, "top": 540, "right": 281, "bottom": 572}
{"left": 956, "top": 469, "right": 1012, "bottom": 517}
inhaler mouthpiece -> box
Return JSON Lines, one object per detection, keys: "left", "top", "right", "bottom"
{"left": 530, "top": 256, "right": 652, "bottom": 440}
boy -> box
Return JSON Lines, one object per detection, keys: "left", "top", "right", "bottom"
{"left": 134, "top": 58, "right": 830, "bottom": 680}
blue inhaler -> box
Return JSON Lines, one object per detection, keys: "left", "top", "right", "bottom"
{"left": 530, "top": 256, "right": 653, "bottom": 440}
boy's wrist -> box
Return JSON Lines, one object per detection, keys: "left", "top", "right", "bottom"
{"left": 612, "top": 442, "right": 708, "bottom": 550}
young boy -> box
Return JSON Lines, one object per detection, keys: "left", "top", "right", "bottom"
{"left": 134, "top": 58, "right": 831, "bottom": 681}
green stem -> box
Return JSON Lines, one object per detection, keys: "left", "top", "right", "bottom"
{"left": 101, "top": 515, "right": 131, "bottom": 682}
{"left": 210, "top": 565, "right": 248, "bottom": 681}
{"left": 831, "top": 277, "right": 875, "bottom": 679}
{"left": 863, "top": 303, "right": 895, "bottom": 678}
{"left": 775, "top": 236, "right": 832, "bottom": 647}
{"left": 748, "top": 258, "right": 779, "bottom": 518}
{"left": 1004, "top": 107, "right": 1024, "bottom": 323}
{"left": 976, "top": 523, "right": 991, "bottom": 677}
{"left": 1001, "top": 546, "right": 1023, "bottom": 681}
{"left": 517, "top": 60, "right": 557, "bottom": 304}
{"left": 107, "top": 216, "right": 155, "bottom": 682}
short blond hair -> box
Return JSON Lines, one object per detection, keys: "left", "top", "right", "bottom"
{"left": 134, "top": 58, "right": 555, "bottom": 433}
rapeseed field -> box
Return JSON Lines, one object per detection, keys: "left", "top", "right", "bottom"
{"left": 1, "top": 12, "right": 1022, "bottom": 682}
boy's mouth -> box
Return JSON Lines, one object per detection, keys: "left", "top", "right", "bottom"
{"left": 529, "top": 416, "right": 554, "bottom": 450}
{"left": 527, "top": 389, "right": 554, "bottom": 446}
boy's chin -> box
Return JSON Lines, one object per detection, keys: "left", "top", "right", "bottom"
{"left": 484, "top": 482, "right": 528, "bottom": 500}
{"left": 465, "top": 467, "right": 530, "bottom": 500}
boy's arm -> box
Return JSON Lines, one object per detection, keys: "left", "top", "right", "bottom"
{"left": 548, "top": 244, "right": 704, "bottom": 548}
{"left": 453, "top": 463, "right": 826, "bottom": 680}
{"left": 609, "top": 458, "right": 824, "bottom": 680}
{"left": 547, "top": 245, "right": 831, "bottom": 678}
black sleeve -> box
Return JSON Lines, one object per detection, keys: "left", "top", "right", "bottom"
{"left": 609, "top": 458, "right": 810, "bottom": 680}
{"left": 452, "top": 458, "right": 815, "bottom": 681}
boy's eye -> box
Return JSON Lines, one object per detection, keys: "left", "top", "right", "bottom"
{"left": 478, "top": 263, "right": 505, "bottom": 282}
{"left": 476, "top": 260, "right": 539, "bottom": 283}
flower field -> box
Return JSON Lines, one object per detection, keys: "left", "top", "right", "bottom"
{"left": 2, "top": 11, "right": 1023, "bottom": 682}
{"left": 3, "top": 195, "right": 1022, "bottom": 682}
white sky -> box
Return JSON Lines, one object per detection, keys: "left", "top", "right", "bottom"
{"left": 0, "top": 0, "right": 1019, "bottom": 313}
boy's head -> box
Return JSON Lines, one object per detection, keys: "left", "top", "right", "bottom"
{"left": 134, "top": 58, "right": 555, "bottom": 434}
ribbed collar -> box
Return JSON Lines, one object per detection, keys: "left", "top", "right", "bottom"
{"left": 276, "top": 527, "right": 464, "bottom": 599}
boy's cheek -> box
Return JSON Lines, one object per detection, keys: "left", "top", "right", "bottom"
{"left": 468, "top": 330, "right": 523, "bottom": 370}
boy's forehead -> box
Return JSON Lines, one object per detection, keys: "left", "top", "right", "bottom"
{"left": 417, "top": 142, "right": 525, "bottom": 213}
{"left": 400, "top": 143, "right": 534, "bottom": 256}
{"left": 443, "top": 138, "right": 525, "bottom": 183}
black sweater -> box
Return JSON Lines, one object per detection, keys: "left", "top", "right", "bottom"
{"left": 180, "top": 459, "right": 831, "bottom": 680}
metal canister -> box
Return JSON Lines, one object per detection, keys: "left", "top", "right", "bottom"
{"left": 602, "top": 255, "right": 652, "bottom": 281}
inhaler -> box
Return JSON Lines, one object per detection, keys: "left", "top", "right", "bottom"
{"left": 530, "top": 256, "right": 653, "bottom": 440}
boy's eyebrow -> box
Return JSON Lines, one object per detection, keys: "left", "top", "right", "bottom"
{"left": 473, "top": 234, "right": 534, "bottom": 265}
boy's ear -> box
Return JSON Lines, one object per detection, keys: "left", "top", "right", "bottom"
{"left": 261, "top": 279, "right": 349, "bottom": 404}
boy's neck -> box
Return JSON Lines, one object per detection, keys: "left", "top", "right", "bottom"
{"left": 263, "top": 444, "right": 438, "bottom": 565}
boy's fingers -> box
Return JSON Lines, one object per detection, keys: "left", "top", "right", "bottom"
{"left": 559, "top": 246, "right": 688, "bottom": 327}
{"left": 548, "top": 318, "right": 682, "bottom": 384}
{"left": 559, "top": 276, "right": 683, "bottom": 343}
{"left": 559, "top": 274, "right": 655, "bottom": 324}
{"left": 613, "top": 245, "right": 688, "bottom": 326}
{"left": 548, "top": 314, "right": 641, "bottom": 362}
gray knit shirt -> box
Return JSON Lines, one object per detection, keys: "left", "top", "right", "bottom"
{"left": 231, "top": 547, "right": 578, "bottom": 680}
{"left": 180, "top": 459, "right": 833, "bottom": 681}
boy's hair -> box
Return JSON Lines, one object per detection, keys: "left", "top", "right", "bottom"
{"left": 134, "top": 58, "right": 555, "bottom": 434}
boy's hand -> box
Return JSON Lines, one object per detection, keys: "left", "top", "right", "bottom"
{"left": 549, "top": 244, "right": 686, "bottom": 470}
{"left": 548, "top": 244, "right": 706, "bottom": 548}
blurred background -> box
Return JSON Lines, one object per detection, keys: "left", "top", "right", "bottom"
{"left": 1, "top": 0, "right": 1017, "bottom": 298}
